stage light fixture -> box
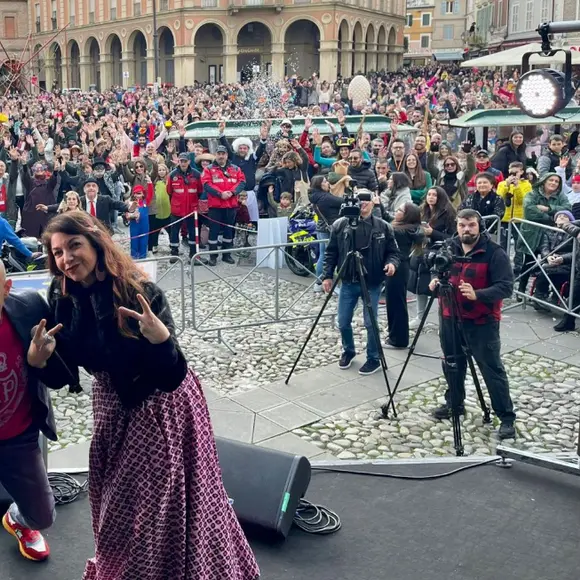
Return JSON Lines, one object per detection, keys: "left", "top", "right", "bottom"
{"left": 514, "top": 20, "right": 579, "bottom": 119}
{"left": 515, "top": 68, "right": 571, "bottom": 118}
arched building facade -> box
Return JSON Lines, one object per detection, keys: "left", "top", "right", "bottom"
{"left": 31, "top": 1, "right": 405, "bottom": 89}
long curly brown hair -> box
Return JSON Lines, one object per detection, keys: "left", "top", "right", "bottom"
{"left": 42, "top": 212, "right": 149, "bottom": 338}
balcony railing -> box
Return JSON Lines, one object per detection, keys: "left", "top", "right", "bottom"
{"left": 89, "top": 11, "right": 95, "bottom": 23}
{"left": 51, "top": 15, "right": 57, "bottom": 30}
{"left": 70, "top": 14, "right": 75, "bottom": 25}
{"left": 201, "top": 0, "right": 218, "bottom": 6}
{"left": 35, "top": 18, "right": 41, "bottom": 32}
{"left": 160, "top": 0, "right": 169, "bottom": 9}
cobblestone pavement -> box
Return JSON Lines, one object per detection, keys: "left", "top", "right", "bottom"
{"left": 291, "top": 350, "right": 580, "bottom": 459}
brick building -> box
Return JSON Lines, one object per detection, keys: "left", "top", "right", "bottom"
{"left": 0, "top": 0, "right": 32, "bottom": 86}
{"left": 26, "top": 0, "right": 405, "bottom": 90}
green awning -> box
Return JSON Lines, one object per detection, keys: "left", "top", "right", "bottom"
{"left": 168, "top": 115, "right": 418, "bottom": 140}
{"left": 449, "top": 106, "right": 580, "bottom": 128}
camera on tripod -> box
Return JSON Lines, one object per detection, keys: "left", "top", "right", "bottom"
{"left": 339, "top": 186, "right": 371, "bottom": 227}
{"left": 425, "top": 241, "right": 471, "bottom": 278}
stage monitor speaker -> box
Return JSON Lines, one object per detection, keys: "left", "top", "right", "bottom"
{"left": 215, "top": 436, "right": 311, "bottom": 540}
{"left": 0, "top": 434, "right": 48, "bottom": 505}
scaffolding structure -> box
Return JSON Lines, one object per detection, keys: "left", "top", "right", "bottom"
{"left": 0, "top": 23, "right": 69, "bottom": 96}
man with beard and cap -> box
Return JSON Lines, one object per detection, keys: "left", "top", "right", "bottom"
{"left": 218, "top": 120, "right": 269, "bottom": 223}
{"left": 429, "top": 208, "right": 516, "bottom": 440}
{"left": 466, "top": 149, "right": 504, "bottom": 195}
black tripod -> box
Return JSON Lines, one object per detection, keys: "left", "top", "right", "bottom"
{"left": 285, "top": 225, "right": 397, "bottom": 418}
{"left": 379, "top": 276, "right": 491, "bottom": 456}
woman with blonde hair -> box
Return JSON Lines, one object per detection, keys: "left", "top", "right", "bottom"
{"left": 33, "top": 212, "right": 259, "bottom": 580}
{"left": 36, "top": 191, "right": 82, "bottom": 216}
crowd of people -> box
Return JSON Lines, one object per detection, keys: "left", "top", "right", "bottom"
{"left": 0, "top": 64, "right": 580, "bottom": 576}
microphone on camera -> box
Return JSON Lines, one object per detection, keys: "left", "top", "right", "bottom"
{"left": 30, "top": 325, "right": 83, "bottom": 394}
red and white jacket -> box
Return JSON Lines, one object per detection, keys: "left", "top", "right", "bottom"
{"left": 166, "top": 167, "right": 201, "bottom": 217}
{"left": 201, "top": 162, "right": 246, "bottom": 210}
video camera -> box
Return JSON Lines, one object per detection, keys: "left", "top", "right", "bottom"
{"left": 339, "top": 187, "right": 372, "bottom": 227}
{"left": 425, "top": 241, "right": 471, "bottom": 278}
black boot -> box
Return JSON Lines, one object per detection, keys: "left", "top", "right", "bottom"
{"left": 554, "top": 315, "right": 576, "bottom": 332}
{"left": 169, "top": 246, "right": 179, "bottom": 264}
{"left": 532, "top": 292, "right": 550, "bottom": 311}
{"left": 208, "top": 243, "right": 218, "bottom": 267}
{"left": 221, "top": 242, "right": 235, "bottom": 264}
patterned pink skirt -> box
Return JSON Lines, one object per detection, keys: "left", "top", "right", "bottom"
{"left": 82, "top": 370, "right": 260, "bottom": 580}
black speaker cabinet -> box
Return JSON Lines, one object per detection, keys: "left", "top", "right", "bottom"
{"left": 215, "top": 436, "right": 311, "bottom": 540}
{"left": 0, "top": 434, "right": 48, "bottom": 504}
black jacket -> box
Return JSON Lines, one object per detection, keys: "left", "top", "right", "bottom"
{"left": 460, "top": 190, "right": 505, "bottom": 220}
{"left": 348, "top": 160, "right": 378, "bottom": 192}
{"left": 309, "top": 189, "right": 344, "bottom": 232}
{"left": 47, "top": 277, "right": 188, "bottom": 410}
{"left": 80, "top": 195, "right": 130, "bottom": 230}
{"left": 323, "top": 215, "right": 401, "bottom": 286}
{"left": 4, "top": 290, "right": 75, "bottom": 441}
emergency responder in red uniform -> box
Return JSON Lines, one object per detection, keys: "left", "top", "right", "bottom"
{"left": 167, "top": 153, "right": 202, "bottom": 263}
{"left": 201, "top": 145, "right": 246, "bottom": 266}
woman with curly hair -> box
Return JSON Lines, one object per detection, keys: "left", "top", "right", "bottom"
{"left": 33, "top": 212, "right": 259, "bottom": 580}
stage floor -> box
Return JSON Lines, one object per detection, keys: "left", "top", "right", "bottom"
{"left": 1, "top": 459, "right": 579, "bottom": 580}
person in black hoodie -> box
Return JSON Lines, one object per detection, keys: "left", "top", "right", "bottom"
{"left": 385, "top": 202, "right": 425, "bottom": 348}
{"left": 348, "top": 150, "right": 378, "bottom": 192}
{"left": 309, "top": 175, "right": 345, "bottom": 292}
{"left": 491, "top": 131, "right": 528, "bottom": 179}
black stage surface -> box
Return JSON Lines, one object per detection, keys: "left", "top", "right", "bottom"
{"left": 1, "top": 460, "right": 579, "bottom": 580}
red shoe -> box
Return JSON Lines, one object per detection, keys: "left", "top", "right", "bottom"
{"left": 2, "top": 511, "right": 50, "bottom": 561}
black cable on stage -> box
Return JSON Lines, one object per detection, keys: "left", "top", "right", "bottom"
{"left": 311, "top": 456, "right": 498, "bottom": 481}
{"left": 48, "top": 472, "right": 89, "bottom": 505}
{"left": 293, "top": 499, "right": 341, "bottom": 535}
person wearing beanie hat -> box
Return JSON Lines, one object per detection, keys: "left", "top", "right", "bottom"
{"left": 554, "top": 210, "right": 575, "bottom": 222}
{"left": 566, "top": 174, "right": 580, "bottom": 220}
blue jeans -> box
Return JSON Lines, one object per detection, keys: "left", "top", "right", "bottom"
{"left": 315, "top": 231, "right": 330, "bottom": 282}
{"left": 337, "top": 281, "right": 381, "bottom": 363}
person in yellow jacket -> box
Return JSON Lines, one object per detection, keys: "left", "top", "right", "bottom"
{"left": 496, "top": 161, "right": 532, "bottom": 251}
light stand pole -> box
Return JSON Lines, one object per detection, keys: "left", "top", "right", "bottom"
{"left": 152, "top": 0, "right": 160, "bottom": 91}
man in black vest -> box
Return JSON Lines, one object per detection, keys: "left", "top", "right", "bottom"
{"left": 0, "top": 261, "right": 74, "bottom": 561}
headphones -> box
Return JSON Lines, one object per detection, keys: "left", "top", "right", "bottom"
{"left": 458, "top": 209, "right": 486, "bottom": 231}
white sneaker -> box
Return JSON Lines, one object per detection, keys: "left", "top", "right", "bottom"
{"left": 313, "top": 283, "right": 323, "bottom": 293}
{"left": 408, "top": 317, "right": 421, "bottom": 330}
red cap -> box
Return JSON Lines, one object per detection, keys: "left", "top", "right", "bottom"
{"left": 572, "top": 174, "right": 580, "bottom": 184}
{"left": 132, "top": 184, "right": 145, "bottom": 194}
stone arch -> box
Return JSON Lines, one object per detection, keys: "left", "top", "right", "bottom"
{"left": 67, "top": 39, "right": 81, "bottom": 88}
{"left": 194, "top": 22, "right": 225, "bottom": 84}
{"left": 85, "top": 37, "right": 101, "bottom": 89}
{"left": 32, "top": 43, "right": 46, "bottom": 89}
{"left": 128, "top": 29, "right": 148, "bottom": 85}
{"left": 338, "top": 19, "right": 351, "bottom": 79}
{"left": 234, "top": 19, "right": 277, "bottom": 44}
{"left": 387, "top": 25, "right": 397, "bottom": 71}
{"left": 365, "top": 23, "right": 376, "bottom": 73}
{"left": 284, "top": 19, "right": 320, "bottom": 78}
{"left": 49, "top": 42, "right": 63, "bottom": 89}
{"left": 377, "top": 25, "right": 387, "bottom": 71}
{"left": 105, "top": 33, "right": 123, "bottom": 87}
{"left": 191, "top": 19, "right": 228, "bottom": 46}
{"left": 236, "top": 21, "right": 273, "bottom": 82}
{"left": 352, "top": 21, "right": 364, "bottom": 75}
{"left": 158, "top": 26, "right": 175, "bottom": 84}
{"left": 280, "top": 15, "right": 325, "bottom": 43}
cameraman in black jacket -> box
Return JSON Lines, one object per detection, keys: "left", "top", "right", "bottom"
{"left": 323, "top": 189, "right": 400, "bottom": 376}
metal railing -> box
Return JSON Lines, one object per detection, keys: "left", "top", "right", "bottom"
{"left": 191, "top": 240, "right": 335, "bottom": 353}
{"left": 6, "top": 255, "right": 187, "bottom": 335}
{"left": 481, "top": 214, "right": 501, "bottom": 243}
{"left": 503, "top": 218, "right": 579, "bottom": 318}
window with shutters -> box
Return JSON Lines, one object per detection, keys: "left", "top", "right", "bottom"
{"left": 51, "top": 0, "right": 57, "bottom": 29}
{"left": 89, "top": 0, "right": 95, "bottom": 23}
{"left": 69, "top": 0, "right": 75, "bottom": 25}
{"left": 525, "top": 1, "right": 533, "bottom": 30}
{"left": 406, "top": 14, "right": 413, "bottom": 27}
{"left": 4, "top": 16, "right": 16, "bottom": 39}
{"left": 510, "top": 3, "right": 519, "bottom": 33}
{"left": 110, "top": 0, "right": 117, "bottom": 19}
{"left": 134, "top": 1, "right": 141, "bottom": 16}
{"left": 443, "top": 24, "right": 453, "bottom": 39}
{"left": 420, "top": 34, "right": 430, "bottom": 48}
{"left": 442, "top": 1, "right": 456, "bottom": 14}
{"left": 422, "top": 13, "right": 431, "bottom": 26}
{"left": 540, "top": 0, "right": 549, "bottom": 22}
{"left": 35, "top": 3, "right": 40, "bottom": 32}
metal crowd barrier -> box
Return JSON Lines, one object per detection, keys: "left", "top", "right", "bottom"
{"left": 7, "top": 255, "right": 187, "bottom": 336}
{"left": 191, "top": 240, "right": 335, "bottom": 353}
{"left": 481, "top": 214, "right": 501, "bottom": 243}
{"left": 503, "top": 218, "right": 579, "bottom": 318}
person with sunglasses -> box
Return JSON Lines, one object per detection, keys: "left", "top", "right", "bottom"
{"left": 434, "top": 153, "right": 474, "bottom": 209}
